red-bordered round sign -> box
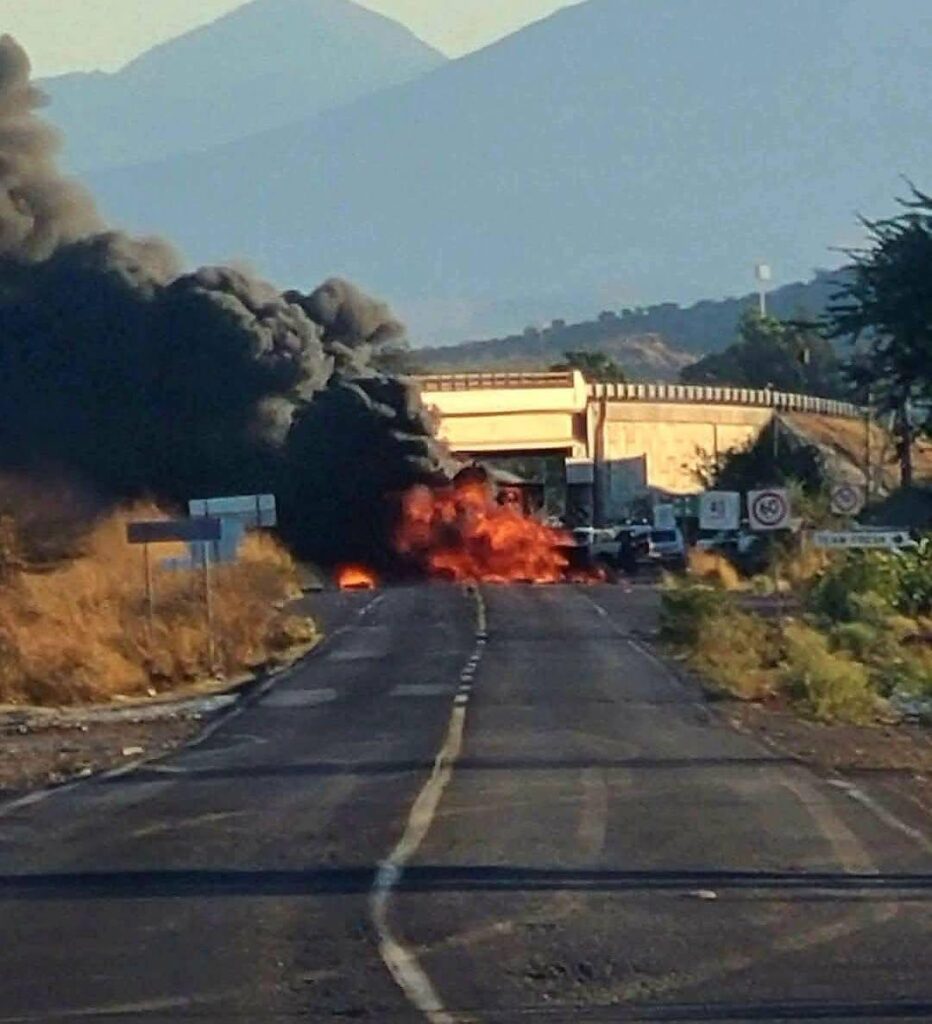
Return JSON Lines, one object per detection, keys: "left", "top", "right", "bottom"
{"left": 750, "top": 489, "right": 789, "bottom": 530}
{"left": 830, "top": 483, "right": 864, "bottom": 516}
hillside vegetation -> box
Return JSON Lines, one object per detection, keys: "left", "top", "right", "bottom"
{"left": 416, "top": 273, "right": 841, "bottom": 377}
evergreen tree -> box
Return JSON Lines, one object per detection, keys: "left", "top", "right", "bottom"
{"left": 827, "top": 185, "right": 932, "bottom": 487}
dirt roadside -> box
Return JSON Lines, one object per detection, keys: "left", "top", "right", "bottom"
{"left": 0, "top": 711, "right": 203, "bottom": 795}
{"left": 0, "top": 641, "right": 316, "bottom": 800}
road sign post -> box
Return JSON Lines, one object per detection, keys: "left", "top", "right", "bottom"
{"left": 829, "top": 483, "right": 866, "bottom": 518}
{"left": 143, "top": 542, "right": 154, "bottom": 648}
{"left": 127, "top": 518, "right": 223, "bottom": 673}
{"left": 699, "top": 491, "right": 740, "bottom": 532}
{"left": 189, "top": 494, "right": 278, "bottom": 565}
{"left": 202, "top": 543, "right": 216, "bottom": 675}
{"left": 811, "top": 530, "right": 915, "bottom": 551}
{"left": 746, "top": 489, "right": 792, "bottom": 615}
{"left": 747, "top": 489, "right": 792, "bottom": 532}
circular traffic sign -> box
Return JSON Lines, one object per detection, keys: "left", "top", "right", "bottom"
{"left": 751, "top": 490, "right": 789, "bottom": 529}
{"left": 831, "top": 483, "right": 863, "bottom": 517}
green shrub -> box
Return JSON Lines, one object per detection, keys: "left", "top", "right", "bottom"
{"left": 691, "top": 610, "right": 778, "bottom": 700}
{"left": 780, "top": 621, "right": 879, "bottom": 724}
{"left": 661, "top": 585, "right": 778, "bottom": 700}
{"left": 808, "top": 543, "right": 932, "bottom": 624}
{"left": 830, "top": 620, "right": 893, "bottom": 663}
{"left": 895, "top": 540, "right": 932, "bottom": 617}
{"left": 807, "top": 552, "right": 901, "bottom": 623}
{"left": 659, "top": 586, "right": 730, "bottom": 646}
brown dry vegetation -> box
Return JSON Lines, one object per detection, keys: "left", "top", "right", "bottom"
{"left": 785, "top": 412, "right": 932, "bottom": 489}
{"left": 0, "top": 503, "right": 316, "bottom": 707}
{"left": 686, "top": 549, "right": 742, "bottom": 590}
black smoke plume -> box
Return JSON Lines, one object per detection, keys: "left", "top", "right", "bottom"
{"left": 0, "top": 35, "right": 449, "bottom": 567}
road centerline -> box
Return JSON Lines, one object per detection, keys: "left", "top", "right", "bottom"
{"left": 369, "top": 586, "right": 487, "bottom": 1024}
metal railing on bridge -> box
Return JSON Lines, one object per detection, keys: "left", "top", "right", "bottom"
{"left": 413, "top": 372, "right": 863, "bottom": 419}
{"left": 415, "top": 371, "right": 575, "bottom": 392}
{"left": 587, "top": 382, "right": 862, "bottom": 418}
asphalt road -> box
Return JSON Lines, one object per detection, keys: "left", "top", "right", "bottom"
{"left": 0, "top": 583, "right": 931, "bottom": 1022}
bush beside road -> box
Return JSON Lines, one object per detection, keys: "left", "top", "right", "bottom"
{"left": 661, "top": 543, "right": 932, "bottom": 726}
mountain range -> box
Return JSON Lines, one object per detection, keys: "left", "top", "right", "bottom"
{"left": 40, "top": 0, "right": 445, "bottom": 171}
{"left": 39, "top": 0, "right": 932, "bottom": 344}
{"left": 415, "top": 272, "right": 843, "bottom": 380}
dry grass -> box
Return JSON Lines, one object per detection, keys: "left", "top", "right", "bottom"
{"left": 660, "top": 584, "right": 778, "bottom": 700}
{"left": 0, "top": 504, "right": 315, "bottom": 707}
{"left": 777, "top": 542, "right": 832, "bottom": 590}
{"left": 784, "top": 413, "right": 932, "bottom": 489}
{"left": 687, "top": 549, "right": 742, "bottom": 590}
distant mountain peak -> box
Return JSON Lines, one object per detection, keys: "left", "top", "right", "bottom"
{"left": 40, "top": 0, "right": 445, "bottom": 171}
{"left": 88, "top": 0, "right": 932, "bottom": 343}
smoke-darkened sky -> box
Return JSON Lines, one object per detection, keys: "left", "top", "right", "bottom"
{"left": 0, "top": 0, "right": 584, "bottom": 75}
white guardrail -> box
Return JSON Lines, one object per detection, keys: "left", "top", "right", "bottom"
{"left": 589, "top": 382, "right": 861, "bottom": 418}
{"left": 414, "top": 372, "right": 862, "bottom": 419}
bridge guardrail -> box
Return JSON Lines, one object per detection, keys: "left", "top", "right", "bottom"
{"left": 415, "top": 371, "right": 575, "bottom": 391}
{"left": 587, "top": 382, "right": 862, "bottom": 418}
{"left": 413, "top": 372, "right": 863, "bottom": 419}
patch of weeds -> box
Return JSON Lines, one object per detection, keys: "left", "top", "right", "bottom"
{"left": 780, "top": 621, "right": 880, "bottom": 725}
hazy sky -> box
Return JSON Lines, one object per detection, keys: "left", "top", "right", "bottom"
{"left": 0, "top": 0, "right": 583, "bottom": 76}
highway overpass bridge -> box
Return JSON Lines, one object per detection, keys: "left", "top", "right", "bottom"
{"left": 414, "top": 371, "right": 863, "bottom": 521}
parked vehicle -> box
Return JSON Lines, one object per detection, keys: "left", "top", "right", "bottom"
{"left": 696, "top": 529, "right": 760, "bottom": 557}
{"left": 645, "top": 527, "right": 687, "bottom": 568}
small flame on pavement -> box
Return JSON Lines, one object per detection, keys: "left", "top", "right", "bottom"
{"left": 337, "top": 565, "right": 378, "bottom": 590}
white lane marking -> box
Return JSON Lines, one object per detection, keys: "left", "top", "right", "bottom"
{"left": 391, "top": 684, "right": 458, "bottom": 698}
{"left": 325, "top": 625, "right": 391, "bottom": 662}
{"left": 828, "top": 778, "right": 932, "bottom": 855}
{"left": 260, "top": 687, "right": 338, "bottom": 709}
{"left": 583, "top": 590, "right": 932, "bottom": 862}
{"left": 370, "top": 587, "right": 487, "bottom": 1024}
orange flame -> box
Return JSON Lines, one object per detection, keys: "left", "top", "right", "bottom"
{"left": 337, "top": 565, "right": 378, "bottom": 590}
{"left": 395, "top": 479, "right": 576, "bottom": 584}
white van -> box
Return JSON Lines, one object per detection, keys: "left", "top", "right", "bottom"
{"left": 646, "top": 526, "right": 687, "bottom": 568}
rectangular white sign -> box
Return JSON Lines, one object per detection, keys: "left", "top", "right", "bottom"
{"left": 653, "top": 504, "right": 676, "bottom": 530}
{"left": 699, "top": 491, "right": 740, "bottom": 532}
{"left": 748, "top": 488, "right": 791, "bottom": 531}
{"left": 189, "top": 494, "right": 277, "bottom": 528}
{"left": 565, "top": 459, "right": 594, "bottom": 486}
{"left": 812, "top": 531, "right": 914, "bottom": 550}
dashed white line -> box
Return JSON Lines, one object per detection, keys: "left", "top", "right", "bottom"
{"left": 370, "top": 586, "right": 487, "bottom": 1024}
{"left": 260, "top": 687, "right": 338, "bottom": 709}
